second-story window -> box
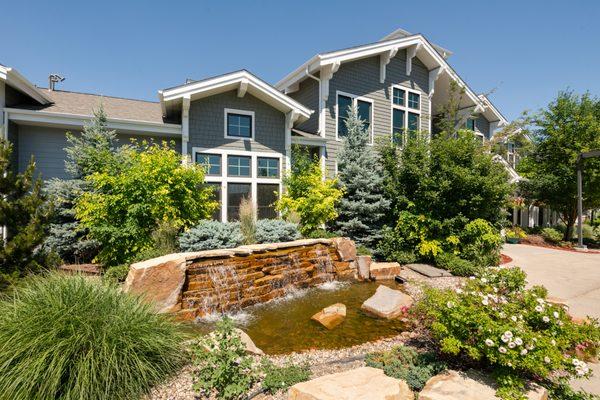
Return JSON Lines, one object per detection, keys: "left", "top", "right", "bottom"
{"left": 225, "top": 109, "right": 254, "bottom": 139}
{"left": 336, "top": 92, "right": 373, "bottom": 142}
{"left": 257, "top": 157, "right": 279, "bottom": 178}
{"left": 408, "top": 92, "right": 420, "bottom": 109}
{"left": 465, "top": 118, "right": 476, "bottom": 131}
{"left": 227, "top": 155, "right": 251, "bottom": 177}
{"left": 391, "top": 85, "right": 422, "bottom": 146}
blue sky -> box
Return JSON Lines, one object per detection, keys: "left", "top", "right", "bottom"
{"left": 3, "top": 0, "right": 599, "bottom": 121}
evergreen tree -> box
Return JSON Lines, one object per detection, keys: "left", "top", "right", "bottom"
{"left": 0, "top": 139, "right": 52, "bottom": 286}
{"left": 335, "top": 106, "right": 390, "bottom": 247}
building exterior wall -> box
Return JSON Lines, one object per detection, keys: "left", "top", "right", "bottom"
{"left": 288, "top": 77, "right": 319, "bottom": 134}
{"left": 323, "top": 50, "right": 430, "bottom": 174}
{"left": 15, "top": 124, "right": 180, "bottom": 180}
{"left": 475, "top": 114, "right": 491, "bottom": 139}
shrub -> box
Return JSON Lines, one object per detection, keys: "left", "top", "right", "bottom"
{"left": 76, "top": 142, "right": 216, "bottom": 265}
{"left": 179, "top": 221, "right": 243, "bottom": 251}
{"left": 365, "top": 345, "right": 446, "bottom": 391}
{"left": 103, "top": 264, "right": 130, "bottom": 283}
{"left": 239, "top": 197, "right": 256, "bottom": 245}
{"left": 356, "top": 244, "right": 373, "bottom": 256}
{"left": 0, "top": 273, "right": 186, "bottom": 400}
{"left": 541, "top": 227, "right": 563, "bottom": 244}
{"left": 255, "top": 219, "right": 301, "bottom": 244}
{"left": 260, "top": 359, "right": 311, "bottom": 393}
{"left": 434, "top": 252, "right": 480, "bottom": 277}
{"left": 276, "top": 146, "right": 343, "bottom": 235}
{"left": 305, "top": 228, "right": 339, "bottom": 239}
{"left": 505, "top": 226, "right": 527, "bottom": 239}
{"left": 191, "top": 317, "right": 256, "bottom": 399}
{"left": 415, "top": 266, "right": 600, "bottom": 399}
{"left": 375, "top": 226, "right": 417, "bottom": 263}
{"left": 459, "top": 219, "right": 502, "bottom": 267}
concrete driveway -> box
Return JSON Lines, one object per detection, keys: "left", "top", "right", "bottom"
{"left": 502, "top": 244, "right": 600, "bottom": 394}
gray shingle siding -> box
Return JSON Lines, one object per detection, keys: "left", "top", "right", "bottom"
{"left": 475, "top": 114, "right": 491, "bottom": 139}
{"left": 187, "top": 90, "right": 287, "bottom": 169}
{"left": 288, "top": 77, "right": 319, "bottom": 134}
{"left": 323, "top": 50, "right": 430, "bottom": 174}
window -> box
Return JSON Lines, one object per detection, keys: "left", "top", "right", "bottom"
{"left": 337, "top": 95, "right": 352, "bottom": 138}
{"left": 225, "top": 110, "right": 253, "bottom": 139}
{"left": 393, "top": 87, "right": 405, "bottom": 106}
{"left": 465, "top": 118, "right": 475, "bottom": 131}
{"left": 336, "top": 93, "right": 373, "bottom": 141}
{"left": 195, "top": 153, "right": 221, "bottom": 176}
{"left": 408, "top": 92, "right": 420, "bottom": 109}
{"left": 257, "top": 184, "right": 279, "bottom": 219}
{"left": 227, "top": 155, "right": 251, "bottom": 177}
{"left": 392, "top": 108, "right": 405, "bottom": 145}
{"left": 227, "top": 183, "right": 251, "bottom": 221}
{"left": 206, "top": 182, "right": 222, "bottom": 220}
{"left": 391, "top": 86, "right": 422, "bottom": 146}
{"left": 257, "top": 157, "right": 279, "bottom": 178}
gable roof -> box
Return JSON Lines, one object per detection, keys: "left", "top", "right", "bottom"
{"left": 379, "top": 28, "right": 453, "bottom": 59}
{"left": 0, "top": 64, "right": 52, "bottom": 104}
{"left": 159, "top": 70, "right": 312, "bottom": 122}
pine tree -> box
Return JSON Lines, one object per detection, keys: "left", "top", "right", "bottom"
{"left": 0, "top": 139, "right": 52, "bottom": 286}
{"left": 335, "top": 106, "right": 390, "bottom": 247}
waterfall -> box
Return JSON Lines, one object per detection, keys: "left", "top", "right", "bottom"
{"left": 314, "top": 247, "right": 335, "bottom": 282}
{"left": 200, "top": 264, "right": 242, "bottom": 315}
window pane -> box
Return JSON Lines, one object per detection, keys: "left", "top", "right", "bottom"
{"left": 337, "top": 95, "right": 352, "bottom": 137}
{"left": 393, "top": 87, "right": 405, "bottom": 106}
{"left": 207, "top": 183, "right": 222, "bottom": 221}
{"left": 408, "top": 92, "right": 420, "bottom": 109}
{"left": 465, "top": 118, "right": 475, "bottom": 131}
{"left": 227, "top": 183, "right": 251, "bottom": 221}
{"left": 257, "top": 157, "right": 279, "bottom": 178}
{"left": 227, "top": 155, "right": 251, "bottom": 177}
{"left": 257, "top": 184, "right": 279, "bottom": 219}
{"left": 195, "top": 153, "right": 221, "bottom": 176}
{"left": 227, "top": 113, "right": 252, "bottom": 138}
{"left": 408, "top": 112, "right": 419, "bottom": 136}
{"left": 357, "top": 100, "right": 372, "bottom": 134}
{"left": 392, "top": 108, "right": 405, "bottom": 145}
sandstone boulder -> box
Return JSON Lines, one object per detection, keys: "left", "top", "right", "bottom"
{"left": 311, "top": 303, "right": 346, "bottom": 329}
{"left": 123, "top": 254, "right": 187, "bottom": 313}
{"left": 361, "top": 285, "right": 413, "bottom": 319}
{"left": 356, "top": 255, "right": 372, "bottom": 280}
{"left": 419, "top": 370, "right": 548, "bottom": 400}
{"left": 288, "top": 367, "right": 413, "bottom": 400}
{"left": 236, "top": 329, "right": 264, "bottom": 355}
{"left": 369, "top": 262, "right": 402, "bottom": 280}
{"left": 333, "top": 237, "right": 356, "bottom": 262}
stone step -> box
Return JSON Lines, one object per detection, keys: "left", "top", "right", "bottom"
{"left": 369, "top": 262, "right": 402, "bottom": 280}
{"left": 405, "top": 263, "right": 453, "bottom": 278}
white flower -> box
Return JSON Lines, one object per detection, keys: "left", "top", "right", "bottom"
{"left": 503, "top": 331, "right": 513, "bottom": 339}
{"left": 469, "top": 276, "right": 476, "bottom": 280}
{"left": 485, "top": 339, "right": 494, "bottom": 347}
{"left": 508, "top": 341, "right": 516, "bottom": 349}
{"left": 551, "top": 339, "right": 556, "bottom": 346}
{"left": 526, "top": 344, "right": 535, "bottom": 350}
{"left": 514, "top": 337, "right": 523, "bottom": 346}
{"left": 507, "top": 362, "right": 513, "bottom": 367}
{"left": 535, "top": 305, "right": 544, "bottom": 312}
{"left": 455, "top": 288, "right": 463, "bottom": 294}
{"left": 447, "top": 301, "right": 454, "bottom": 308}
{"left": 481, "top": 278, "right": 488, "bottom": 283}
{"left": 511, "top": 316, "right": 518, "bottom": 322}
{"left": 501, "top": 335, "right": 510, "bottom": 343}
{"left": 482, "top": 298, "right": 489, "bottom": 306}
{"left": 499, "top": 346, "right": 507, "bottom": 354}
{"left": 553, "top": 311, "right": 559, "bottom": 318}
{"left": 536, "top": 298, "right": 545, "bottom": 304}
{"left": 543, "top": 316, "right": 550, "bottom": 323}
{"left": 558, "top": 321, "right": 564, "bottom": 326}
{"left": 521, "top": 349, "right": 528, "bottom": 355}
{"left": 544, "top": 356, "right": 551, "bottom": 363}
{"left": 499, "top": 312, "right": 506, "bottom": 318}
{"left": 572, "top": 358, "right": 581, "bottom": 366}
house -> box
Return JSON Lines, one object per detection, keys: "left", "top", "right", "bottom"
{"left": 1, "top": 28, "right": 510, "bottom": 222}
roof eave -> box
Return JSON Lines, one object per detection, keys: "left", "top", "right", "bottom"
{"left": 0, "top": 66, "right": 52, "bottom": 105}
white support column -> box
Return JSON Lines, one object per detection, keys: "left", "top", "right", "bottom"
{"left": 318, "top": 62, "right": 340, "bottom": 138}
{"left": 379, "top": 48, "right": 398, "bottom": 84}
{"left": 285, "top": 110, "right": 298, "bottom": 172}
{"left": 221, "top": 181, "right": 228, "bottom": 222}
{"left": 406, "top": 44, "right": 421, "bottom": 76}
{"left": 181, "top": 94, "right": 191, "bottom": 163}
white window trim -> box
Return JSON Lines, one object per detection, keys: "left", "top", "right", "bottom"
{"left": 256, "top": 156, "right": 281, "bottom": 179}
{"left": 335, "top": 90, "right": 374, "bottom": 144}
{"left": 224, "top": 108, "right": 255, "bottom": 141}
{"left": 192, "top": 147, "right": 282, "bottom": 222}
{"left": 389, "top": 84, "right": 422, "bottom": 147}
{"left": 195, "top": 152, "right": 223, "bottom": 177}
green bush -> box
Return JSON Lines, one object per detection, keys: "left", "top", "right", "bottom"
{"left": 260, "top": 359, "right": 311, "bottom": 393}
{"left": 0, "top": 273, "right": 186, "bottom": 400}
{"left": 191, "top": 317, "right": 256, "bottom": 399}
{"left": 434, "top": 252, "right": 480, "bottom": 277}
{"left": 103, "top": 264, "right": 130, "bottom": 283}
{"left": 356, "top": 244, "right": 373, "bottom": 256}
{"left": 179, "top": 221, "right": 243, "bottom": 251}
{"left": 255, "top": 219, "right": 301, "bottom": 243}
{"left": 365, "top": 345, "right": 446, "bottom": 391}
{"left": 305, "top": 228, "right": 339, "bottom": 239}
{"left": 541, "top": 227, "right": 563, "bottom": 244}
{"left": 505, "top": 226, "right": 527, "bottom": 239}
{"left": 459, "top": 219, "right": 502, "bottom": 267}
{"left": 416, "top": 266, "right": 600, "bottom": 399}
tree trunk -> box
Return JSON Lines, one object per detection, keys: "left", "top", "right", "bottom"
{"left": 563, "top": 208, "right": 577, "bottom": 242}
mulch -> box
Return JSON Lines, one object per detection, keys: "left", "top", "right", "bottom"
{"left": 499, "top": 254, "right": 513, "bottom": 265}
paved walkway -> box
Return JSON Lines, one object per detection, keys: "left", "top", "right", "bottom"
{"left": 502, "top": 244, "right": 600, "bottom": 394}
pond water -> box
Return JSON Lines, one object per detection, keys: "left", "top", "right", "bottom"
{"left": 187, "top": 280, "right": 408, "bottom": 354}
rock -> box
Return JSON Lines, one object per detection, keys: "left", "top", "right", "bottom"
{"left": 419, "top": 370, "right": 548, "bottom": 400}
{"left": 236, "top": 329, "right": 264, "bottom": 355}
{"left": 288, "top": 366, "right": 413, "bottom": 400}
{"left": 311, "top": 303, "right": 346, "bottom": 329}
{"left": 123, "top": 254, "right": 187, "bottom": 313}
{"left": 405, "top": 263, "right": 453, "bottom": 278}
{"left": 332, "top": 237, "right": 357, "bottom": 262}
{"left": 356, "top": 256, "right": 372, "bottom": 280}
{"left": 361, "top": 285, "right": 413, "bottom": 319}
{"left": 370, "top": 262, "right": 402, "bottom": 280}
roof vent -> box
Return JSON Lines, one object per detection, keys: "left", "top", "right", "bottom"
{"left": 48, "top": 74, "right": 65, "bottom": 91}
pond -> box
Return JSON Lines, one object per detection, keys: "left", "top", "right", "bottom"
{"left": 188, "top": 280, "right": 408, "bottom": 354}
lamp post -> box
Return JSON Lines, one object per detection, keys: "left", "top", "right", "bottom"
{"left": 576, "top": 150, "right": 600, "bottom": 249}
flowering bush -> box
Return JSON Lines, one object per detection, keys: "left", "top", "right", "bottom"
{"left": 416, "top": 266, "right": 600, "bottom": 399}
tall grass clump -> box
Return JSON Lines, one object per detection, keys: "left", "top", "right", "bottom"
{"left": 239, "top": 197, "right": 256, "bottom": 245}
{"left": 0, "top": 273, "right": 186, "bottom": 400}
